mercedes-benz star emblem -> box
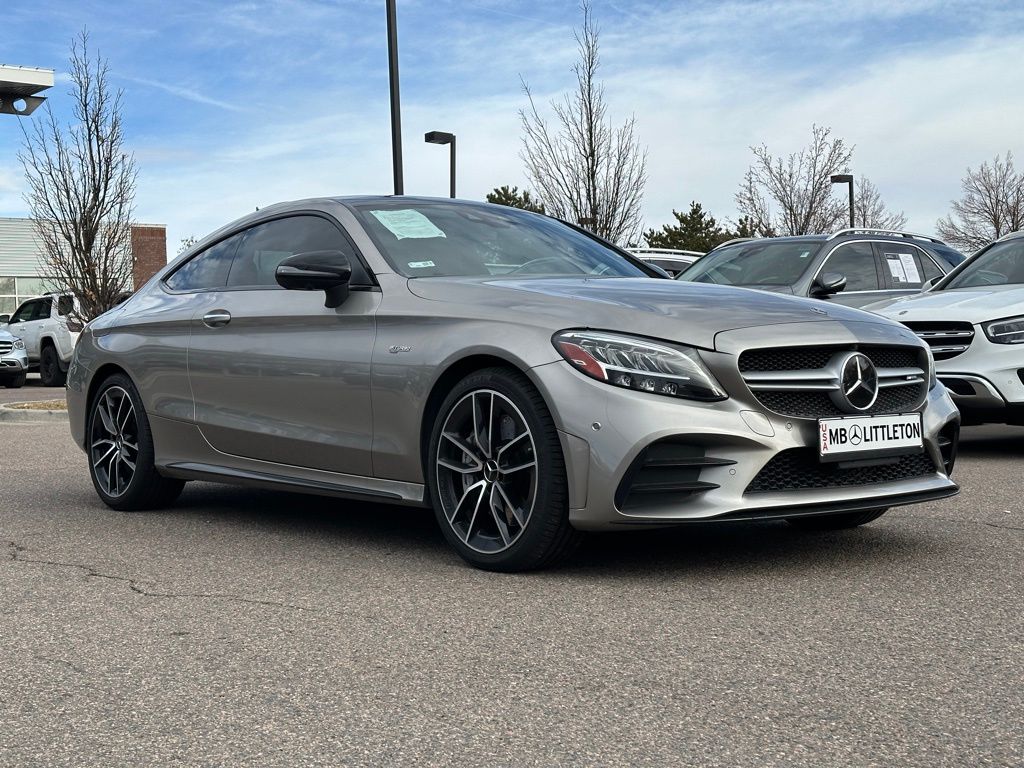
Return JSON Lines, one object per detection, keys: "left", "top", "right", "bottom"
{"left": 835, "top": 352, "right": 879, "bottom": 412}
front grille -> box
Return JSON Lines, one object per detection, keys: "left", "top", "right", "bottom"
{"left": 0, "top": 341, "right": 12, "bottom": 354}
{"left": 739, "top": 344, "right": 928, "bottom": 419}
{"left": 745, "top": 449, "right": 936, "bottom": 494}
{"left": 901, "top": 321, "right": 975, "bottom": 360}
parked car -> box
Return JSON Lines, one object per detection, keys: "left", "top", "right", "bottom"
{"left": 0, "top": 328, "right": 29, "bottom": 388}
{"left": 677, "top": 229, "right": 966, "bottom": 308}
{"left": 868, "top": 230, "right": 1024, "bottom": 425}
{"left": 628, "top": 248, "right": 702, "bottom": 277}
{"left": 67, "top": 197, "right": 959, "bottom": 571}
{"left": 0, "top": 292, "right": 82, "bottom": 386}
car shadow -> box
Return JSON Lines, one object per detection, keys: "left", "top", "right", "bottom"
{"left": 957, "top": 425, "right": 1024, "bottom": 457}
{"left": 165, "top": 483, "right": 939, "bottom": 578}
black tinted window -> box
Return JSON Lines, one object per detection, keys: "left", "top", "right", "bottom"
{"left": 821, "top": 243, "right": 879, "bottom": 291}
{"left": 57, "top": 295, "right": 74, "bottom": 316}
{"left": 10, "top": 300, "right": 38, "bottom": 323}
{"left": 227, "top": 215, "right": 363, "bottom": 288}
{"left": 166, "top": 236, "right": 240, "bottom": 291}
{"left": 946, "top": 240, "right": 1024, "bottom": 289}
{"left": 683, "top": 241, "right": 819, "bottom": 286}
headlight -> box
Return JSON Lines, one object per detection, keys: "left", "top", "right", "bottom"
{"left": 12, "top": 339, "right": 25, "bottom": 350}
{"left": 553, "top": 330, "right": 726, "bottom": 401}
{"left": 984, "top": 316, "right": 1024, "bottom": 344}
{"left": 924, "top": 345, "right": 937, "bottom": 388}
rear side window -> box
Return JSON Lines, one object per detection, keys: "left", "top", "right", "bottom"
{"left": 33, "top": 297, "right": 54, "bottom": 320}
{"left": 226, "top": 215, "right": 366, "bottom": 288}
{"left": 820, "top": 242, "right": 880, "bottom": 291}
{"left": 57, "top": 295, "right": 74, "bottom": 316}
{"left": 166, "top": 235, "right": 242, "bottom": 292}
{"left": 878, "top": 244, "right": 933, "bottom": 289}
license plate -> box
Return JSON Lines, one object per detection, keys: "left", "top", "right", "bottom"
{"left": 818, "top": 413, "right": 923, "bottom": 462}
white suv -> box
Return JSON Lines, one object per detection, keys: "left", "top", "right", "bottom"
{"left": 0, "top": 293, "right": 82, "bottom": 387}
{"left": 869, "top": 230, "right": 1024, "bottom": 426}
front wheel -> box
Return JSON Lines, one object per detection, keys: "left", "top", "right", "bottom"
{"left": 87, "top": 373, "right": 185, "bottom": 511}
{"left": 39, "top": 345, "right": 67, "bottom": 387}
{"left": 427, "top": 368, "right": 582, "bottom": 572}
{"left": 787, "top": 508, "right": 889, "bottom": 530}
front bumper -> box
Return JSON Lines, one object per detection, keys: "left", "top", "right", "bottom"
{"left": 933, "top": 331, "right": 1024, "bottom": 422}
{"left": 532, "top": 359, "right": 960, "bottom": 532}
{"left": 0, "top": 349, "right": 29, "bottom": 375}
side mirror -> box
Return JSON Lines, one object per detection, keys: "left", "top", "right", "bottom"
{"left": 276, "top": 250, "right": 352, "bottom": 308}
{"left": 0, "top": 314, "right": 9, "bottom": 325}
{"left": 811, "top": 271, "right": 847, "bottom": 297}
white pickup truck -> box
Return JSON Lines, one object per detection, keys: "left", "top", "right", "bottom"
{"left": 0, "top": 293, "right": 81, "bottom": 387}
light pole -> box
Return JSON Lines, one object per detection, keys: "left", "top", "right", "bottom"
{"left": 0, "top": 65, "right": 53, "bottom": 117}
{"left": 424, "top": 131, "right": 456, "bottom": 198}
{"left": 831, "top": 173, "right": 855, "bottom": 228}
{"left": 385, "top": 0, "right": 403, "bottom": 195}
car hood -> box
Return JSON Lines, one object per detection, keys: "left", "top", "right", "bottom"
{"left": 869, "top": 284, "right": 1024, "bottom": 324}
{"left": 407, "top": 276, "right": 889, "bottom": 350}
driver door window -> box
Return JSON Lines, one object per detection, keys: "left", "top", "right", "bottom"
{"left": 820, "top": 242, "right": 881, "bottom": 292}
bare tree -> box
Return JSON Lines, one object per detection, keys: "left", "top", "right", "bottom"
{"left": 519, "top": 3, "right": 646, "bottom": 245}
{"left": 178, "top": 235, "right": 199, "bottom": 254}
{"left": 855, "top": 176, "right": 907, "bottom": 230}
{"left": 735, "top": 125, "right": 853, "bottom": 236}
{"left": 19, "top": 30, "right": 137, "bottom": 322}
{"left": 936, "top": 152, "right": 1024, "bottom": 252}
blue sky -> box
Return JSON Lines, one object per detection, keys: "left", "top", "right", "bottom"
{"left": 2, "top": 0, "right": 1023, "bottom": 251}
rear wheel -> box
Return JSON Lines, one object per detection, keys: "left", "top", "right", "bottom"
{"left": 2, "top": 373, "right": 26, "bottom": 389}
{"left": 87, "top": 373, "right": 185, "bottom": 511}
{"left": 39, "top": 345, "right": 66, "bottom": 387}
{"left": 428, "top": 367, "right": 582, "bottom": 572}
{"left": 787, "top": 508, "right": 888, "bottom": 530}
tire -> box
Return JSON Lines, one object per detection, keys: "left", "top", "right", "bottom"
{"left": 87, "top": 373, "right": 185, "bottom": 511}
{"left": 786, "top": 508, "right": 889, "bottom": 530}
{"left": 39, "top": 345, "right": 67, "bottom": 387}
{"left": 2, "top": 373, "right": 26, "bottom": 389}
{"left": 427, "top": 367, "right": 582, "bottom": 572}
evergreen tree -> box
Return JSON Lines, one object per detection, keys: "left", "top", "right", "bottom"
{"left": 486, "top": 185, "right": 545, "bottom": 214}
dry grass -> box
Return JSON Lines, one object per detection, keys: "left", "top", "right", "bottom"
{"left": 6, "top": 400, "right": 68, "bottom": 411}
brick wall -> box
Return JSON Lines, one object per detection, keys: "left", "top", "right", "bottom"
{"left": 130, "top": 225, "right": 167, "bottom": 290}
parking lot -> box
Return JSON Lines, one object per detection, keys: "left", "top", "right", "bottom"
{"left": 0, "top": 386, "right": 1021, "bottom": 767}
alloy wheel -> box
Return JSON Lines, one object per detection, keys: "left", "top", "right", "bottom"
{"left": 435, "top": 389, "right": 538, "bottom": 554}
{"left": 90, "top": 386, "right": 139, "bottom": 498}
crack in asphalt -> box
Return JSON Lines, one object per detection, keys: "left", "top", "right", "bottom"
{"left": 3, "top": 539, "right": 318, "bottom": 614}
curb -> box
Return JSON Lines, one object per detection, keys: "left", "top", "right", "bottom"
{"left": 0, "top": 402, "right": 70, "bottom": 423}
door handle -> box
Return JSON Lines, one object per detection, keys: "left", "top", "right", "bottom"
{"left": 203, "top": 310, "right": 232, "bottom": 328}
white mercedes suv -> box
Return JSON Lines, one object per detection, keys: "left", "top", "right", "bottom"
{"left": 869, "top": 230, "right": 1024, "bottom": 425}
{"left": 0, "top": 293, "right": 82, "bottom": 387}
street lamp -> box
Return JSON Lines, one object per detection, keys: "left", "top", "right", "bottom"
{"left": 0, "top": 65, "right": 53, "bottom": 117}
{"left": 385, "top": 0, "right": 404, "bottom": 195}
{"left": 424, "top": 131, "right": 456, "bottom": 198}
{"left": 831, "top": 173, "right": 855, "bottom": 228}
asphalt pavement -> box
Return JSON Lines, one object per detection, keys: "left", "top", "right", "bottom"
{"left": 0, "top": 417, "right": 1021, "bottom": 767}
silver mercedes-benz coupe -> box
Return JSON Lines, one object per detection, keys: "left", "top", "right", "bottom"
{"left": 68, "top": 197, "right": 960, "bottom": 571}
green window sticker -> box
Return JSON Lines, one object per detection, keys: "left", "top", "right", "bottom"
{"left": 369, "top": 209, "right": 447, "bottom": 240}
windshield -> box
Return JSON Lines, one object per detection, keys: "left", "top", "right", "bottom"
{"left": 944, "top": 239, "right": 1024, "bottom": 289}
{"left": 351, "top": 201, "right": 647, "bottom": 279}
{"left": 678, "top": 240, "right": 820, "bottom": 286}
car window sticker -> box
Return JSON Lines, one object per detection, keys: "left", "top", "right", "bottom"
{"left": 884, "top": 252, "right": 919, "bottom": 284}
{"left": 369, "top": 209, "right": 447, "bottom": 240}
